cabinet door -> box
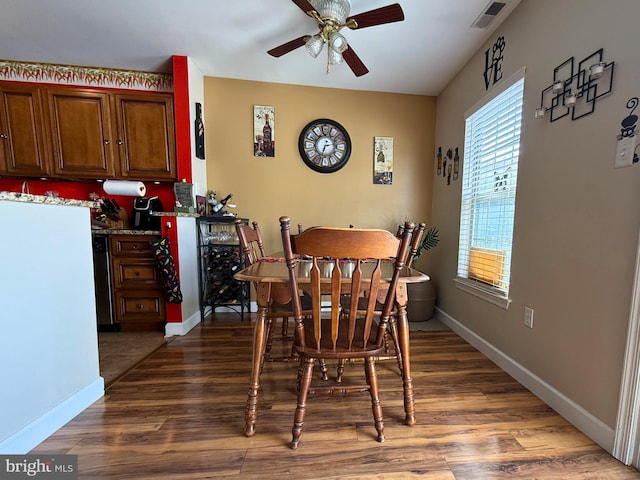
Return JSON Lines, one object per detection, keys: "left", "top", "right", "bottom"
{"left": 114, "top": 93, "right": 176, "bottom": 181}
{"left": 0, "top": 84, "right": 50, "bottom": 177}
{"left": 46, "top": 88, "right": 116, "bottom": 178}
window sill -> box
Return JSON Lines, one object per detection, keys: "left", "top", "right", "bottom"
{"left": 453, "top": 277, "right": 512, "bottom": 310}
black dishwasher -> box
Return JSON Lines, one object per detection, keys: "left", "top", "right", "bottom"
{"left": 92, "top": 235, "right": 119, "bottom": 331}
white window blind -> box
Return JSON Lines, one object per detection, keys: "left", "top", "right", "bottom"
{"left": 457, "top": 71, "right": 524, "bottom": 299}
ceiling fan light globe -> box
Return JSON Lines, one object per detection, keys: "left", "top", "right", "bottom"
{"left": 310, "top": 0, "right": 350, "bottom": 23}
{"left": 305, "top": 34, "right": 325, "bottom": 58}
{"left": 328, "top": 47, "right": 344, "bottom": 65}
{"left": 328, "top": 31, "right": 348, "bottom": 53}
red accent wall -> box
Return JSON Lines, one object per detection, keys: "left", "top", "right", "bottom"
{"left": 172, "top": 55, "right": 193, "bottom": 184}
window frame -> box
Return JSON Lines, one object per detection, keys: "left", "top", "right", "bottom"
{"left": 454, "top": 67, "right": 526, "bottom": 309}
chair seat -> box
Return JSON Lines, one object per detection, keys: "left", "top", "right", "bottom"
{"left": 294, "top": 315, "right": 384, "bottom": 359}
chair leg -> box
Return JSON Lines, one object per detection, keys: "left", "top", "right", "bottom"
{"left": 292, "top": 357, "right": 314, "bottom": 449}
{"left": 281, "top": 317, "right": 289, "bottom": 339}
{"left": 265, "top": 318, "right": 274, "bottom": 353}
{"left": 336, "top": 359, "right": 345, "bottom": 383}
{"left": 318, "top": 358, "right": 329, "bottom": 381}
{"left": 365, "top": 357, "right": 385, "bottom": 443}
{"left": 387, "top": 317, "right": 403, "bottom": 376}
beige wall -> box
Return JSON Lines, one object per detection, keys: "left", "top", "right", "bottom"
{"left": 203, "top": 78, "right": 437, "bottom": 260}
{"left": 432, "top": 0, "right": 640, "bottom": 429}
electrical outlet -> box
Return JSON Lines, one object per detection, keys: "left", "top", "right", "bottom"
{"left": 615, "top": 135, "right": 636, "bottom": 168}
{"left": 524, "top": 306, "right": 534, "bottom": 328}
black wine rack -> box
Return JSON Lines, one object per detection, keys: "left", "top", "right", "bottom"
{"left": 197, "top": 216, "right": 250, "bottom": 320}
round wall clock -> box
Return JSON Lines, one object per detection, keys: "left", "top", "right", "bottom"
{"left": 298, "top": 118, "right": 352, "bottom": 173}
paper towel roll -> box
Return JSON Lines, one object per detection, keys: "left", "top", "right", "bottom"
{"left": 103, "top": 180, "right": 146, "bottom": 197}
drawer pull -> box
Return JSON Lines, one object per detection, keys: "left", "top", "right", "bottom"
{"left": 136, "top": 304, "right": 144, "bottom": 310}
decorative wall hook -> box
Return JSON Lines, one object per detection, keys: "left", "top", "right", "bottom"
{"left": 535, "top": 48, "right": 615, "bottom": 122}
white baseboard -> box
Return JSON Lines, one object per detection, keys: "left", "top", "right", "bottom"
{"left": 165, "top": 311, "right": 201, "bottom": 336}
{"left": 435, "top": 307, "right": 615, "bottom": 454}
{"left": 0, "top": 378, "right": 104, "bottom": 454}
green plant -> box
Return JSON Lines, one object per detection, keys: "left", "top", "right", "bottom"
{"left": 413, "top": 226, "right": 439, "bottom": 260}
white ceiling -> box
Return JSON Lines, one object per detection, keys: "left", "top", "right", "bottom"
{"left": 0, "top": 0, "right": 521, "bottom": 96}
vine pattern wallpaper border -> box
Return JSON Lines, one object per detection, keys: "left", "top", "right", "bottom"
{"left": 0, "top": 60, "right": 173, "bottom": 92}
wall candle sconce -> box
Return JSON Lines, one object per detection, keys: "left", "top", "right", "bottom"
{"left": 565, "top": 93, "right": 577, "bottom": 107}
{"left": 590, "top": 62, "right": 606, "bottom": 78}
{"left": 535, "top": 48, "right": 615, "bottom": 123}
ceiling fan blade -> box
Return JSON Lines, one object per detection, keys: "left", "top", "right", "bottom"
{"left": 343, "top": 46, "right": 369, "bottom": 77}
{"left": 291, "top": 0, "right": 317, "bottom": 15}
{"left": 267, "top": 36, "right": 308, "bottom": 57}
{"left": 346, "top": 3, "right": 405, "bottom": 29}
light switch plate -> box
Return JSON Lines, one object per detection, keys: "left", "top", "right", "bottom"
{"left": 615, "top": 135, "right": 636, "bottom": 168}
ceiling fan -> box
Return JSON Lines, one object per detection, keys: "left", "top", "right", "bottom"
{"left": 267, "top": 0, "right": 405, "bottom": 77}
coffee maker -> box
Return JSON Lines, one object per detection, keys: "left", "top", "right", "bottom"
{"left": 132, "top": 196, "right": 163, "bottom": 230}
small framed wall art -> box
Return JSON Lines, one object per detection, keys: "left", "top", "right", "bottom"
{"left": 373, "top": 136, "right": 393, "bottom": 184}
{"left": 196, "top": 195, "right": 207, "bottom": 216}
{"left": 254, "top": 105, "right": 275, "bottom": 157}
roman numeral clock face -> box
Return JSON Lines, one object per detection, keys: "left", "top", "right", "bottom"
{"left": 298, "top": 119, "right": 352, "bottom": 173}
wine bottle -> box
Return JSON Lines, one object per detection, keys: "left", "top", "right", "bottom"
{"left": 212, "top": 193, "right": 233, "bottom": 214}
{"left": 263, "top": 114, "right": 272, "bottom": 156}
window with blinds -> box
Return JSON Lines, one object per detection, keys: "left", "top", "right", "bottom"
{"left": 457, "top": 69, "right": 524, "bottom": 301}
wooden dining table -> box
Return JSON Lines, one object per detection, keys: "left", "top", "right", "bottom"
{"left": 234, "top": 255, "right": 429, "bottom": 436}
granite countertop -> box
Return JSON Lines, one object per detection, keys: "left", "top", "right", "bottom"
{"left": 0, "top": 191, "right": 100, "bottom": 208}
{"left": 153, "top": 211, "right": 199, "bottom": 218}
{"left": 91, "top": 229, "right": 161, "bottom": 235}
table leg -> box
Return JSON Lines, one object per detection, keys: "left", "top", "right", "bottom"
{"left": 244, "top": 282, "right": 271, "bottom": 436}
{"left": 395, "top": 283, "right": 416, "bottom": 426}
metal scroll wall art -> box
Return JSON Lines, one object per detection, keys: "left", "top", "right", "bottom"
{"left": 436, "top": 147, "right": 459, "bottom": 185}
{"left": 535, "top": 48, "right": 615, "bottom": 122}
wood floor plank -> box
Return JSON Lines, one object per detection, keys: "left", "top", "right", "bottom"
{"left": 30, "top": 315, "right": 640, "bottom": 479}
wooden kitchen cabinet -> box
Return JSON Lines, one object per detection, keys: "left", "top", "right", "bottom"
{"left": 0, "top": 81, "right": 177, "bottom": 181}
{"left": 0, "top": 83, "right": 50, "bottom": 177}
{"left": 109, "top": 234, "right": 166, "bottom": 332}
{"left": 113, "top": 93, "right": 176, "bottom": 181}
{"left": 46, "top": 88, "right": 116, "bottom": 178}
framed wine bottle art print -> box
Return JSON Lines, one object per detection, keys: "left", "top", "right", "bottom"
{"left": 374, "top": 136, "right": 393, "bottom": 185}
{"left": 253, "top": 105, "right": 275, "bottom": 157}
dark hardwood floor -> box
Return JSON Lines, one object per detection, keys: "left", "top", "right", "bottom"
{"left": 32, "top": 314, "right": 640, "bottom": 479}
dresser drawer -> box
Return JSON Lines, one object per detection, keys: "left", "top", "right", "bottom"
{"left": 113, "top": 290, "right": 166, "bottom": 322}
{"left": 112, "top": 258, "right": 160, "bottom": 289}
{"left": 110, "top": 235, "right": 158, "bottom": 257}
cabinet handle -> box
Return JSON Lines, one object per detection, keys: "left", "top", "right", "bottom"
{"left": 136, "top": 304, "right": 143, "bottom": 310}
{"left": 104, "top": 140, "right": 110, "bottom": 145}
{"left": 117, "top": 139, "right": 123, "bottom": 145}
{"left": 135, "top": 271, "right": 140, "bottom": 276}
{"left": 0, "top": 134, "right": 7, "bottom": 139}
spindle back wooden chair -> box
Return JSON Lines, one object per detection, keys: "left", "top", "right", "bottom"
{"left": 234, "top": 219, "right": 295, "bottom": 359}
{"left": 341, "top": 221, "right": 426, "bottom": 377}
{"left": 280, "top": 216, "right": 414, "bottom": 449}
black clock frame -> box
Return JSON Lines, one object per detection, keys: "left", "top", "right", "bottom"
{"left": 298, "top": 118, "right": 352, "bottom": 174}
